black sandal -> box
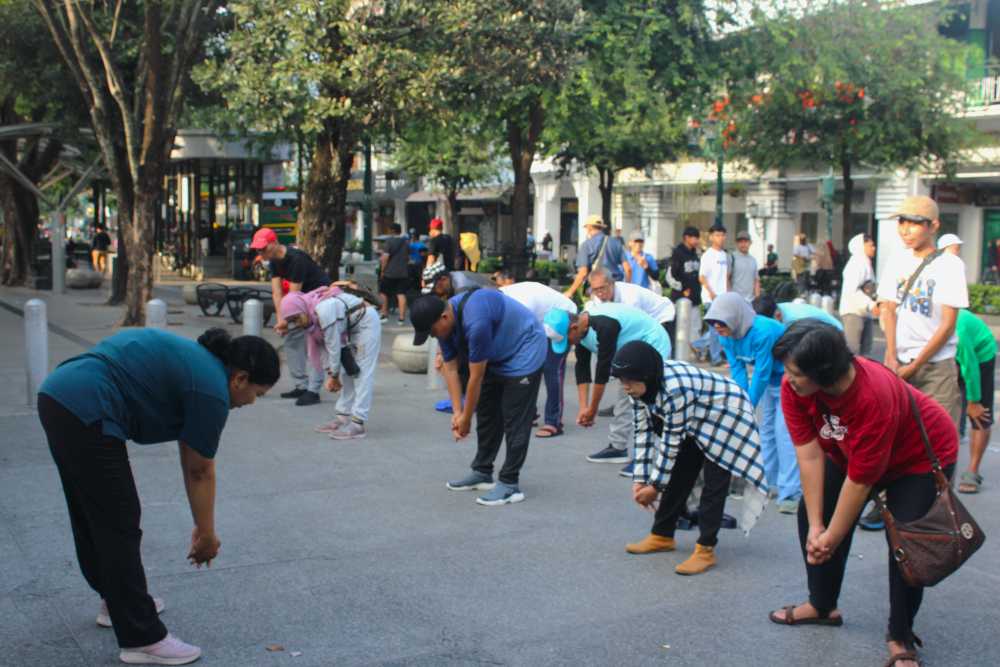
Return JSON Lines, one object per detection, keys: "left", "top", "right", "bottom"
{"left": 768, "top": 604, "right": 843, "bottom": 626}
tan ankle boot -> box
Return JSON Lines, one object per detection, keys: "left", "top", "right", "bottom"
{"left": 625, "top": 534, "right": 676, "bottom": 554}
{"left": 675, "top": 544, "right": 716, "bottom": 575}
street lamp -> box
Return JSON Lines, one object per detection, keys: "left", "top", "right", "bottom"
{"left": 687, "top": 119, "right": 725, "bottom": 227}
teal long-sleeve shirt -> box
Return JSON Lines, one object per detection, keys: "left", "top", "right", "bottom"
{"left": 955, "top": 309, "right": 997, "bottom": 404}
{"left": 719, "top": 315, "right": 786, "bottom": 407}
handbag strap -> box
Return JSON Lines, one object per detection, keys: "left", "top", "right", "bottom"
{"left": 590, "top": 233, "right": 611, "bottom": 274}
{"left": 903, "top": 386, "right": 944, "bottom": 474}
{"left": 898, "top": 249, "right": 943, "bottom": 304}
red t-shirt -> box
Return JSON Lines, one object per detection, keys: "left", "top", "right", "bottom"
{"left": 782, "top": 357, "right": 957, "bottom": 486}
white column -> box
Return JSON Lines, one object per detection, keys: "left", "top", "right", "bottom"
{"left": 533, "top": 180, "right": 562, "bottom": 253}
{"left": 637, "top": 188, "right": 675, "bottom": 258}
{"left": 747, "top": 181, "right": 794, "bottom": 270}
{"left": 573, "top": 172, "right": 603, "bottom": 240}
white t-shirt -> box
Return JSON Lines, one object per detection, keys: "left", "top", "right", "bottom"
{"left": 500, "top": 282, "right": 577, "bottom": 322}
{"left": 588, "top": 280, "right": 675, "bottom": 323}
{"left": 698, "top": 247, "right": 729, "bottom": 303}
{"left": 876, "top": 250, "right": 969, "bottom": 363}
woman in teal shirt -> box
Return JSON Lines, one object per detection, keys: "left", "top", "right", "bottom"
{"left": 38, "top": 328, "right": 279, "bottom": 665}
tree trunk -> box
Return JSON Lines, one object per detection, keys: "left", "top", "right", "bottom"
{"left": 597, "top": 166, "right": 615, "bottom": 229}
{"left": 108, "top": 192, "right": 132, "bottom": 306}
{"left": 120, "top": 190, "right": 157, "bottom": 325}
{"left": 505, "top": 101, "right": 544, "bottom": 280}
{"left": 0, "top": 178, "right": 38, "bottom": 287}
{"left": 840, "top": 153, "right": 852, "bottom": 251}
{"left": 445, "top": 188, "right": 459, "bottom": 235}
{"left": 296, "top": 124, "right": 355, "bottom": 280}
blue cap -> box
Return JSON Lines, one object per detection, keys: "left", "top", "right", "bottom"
{"left": 543, "top": 309, "right": 571, "bottom": 354}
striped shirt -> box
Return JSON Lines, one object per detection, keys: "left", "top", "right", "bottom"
{"left": 631, "top": 360, "right": 770, "bottom": 533}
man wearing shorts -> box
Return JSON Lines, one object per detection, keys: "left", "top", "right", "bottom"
{"left": 380, "top": 223, "right": 411, "bottom": 324}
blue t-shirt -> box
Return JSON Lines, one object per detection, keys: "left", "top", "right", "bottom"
{"left": 719, "top": 315, "right": 786, "bottom": 407}
{"left": 777, "top": 302, "right": 843, "bottom": 330}
{"left": 39, "top": 329, "right": 231, "bottom": 458}
{"left": 409, "top": 241, "right": 426, "bottom": 264}
{"left": 439, "top": 290, "right": 547, "bottom": 378}
{"left": 626, "top": 253, "right": 659, "bottom": 288}
{"left": 576, "top": 232, "right": 626, "bottom": 281}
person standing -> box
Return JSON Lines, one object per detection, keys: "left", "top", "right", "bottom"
{"left": 954, "top": 309, "right": 995, "bottom": 494}
{"left": 379, "top": 223, "right": 411, "bottom": 324}
{"left": 626, "top": 230, "right": 659, "bottom": 289}
{"left": 279, "top": 286, "right": 382, "bottom": 440}
{"left": 764, "top": 244, "right": 779, "bottom": 275}
{"left": 839, "top": 233, "right": 877, "bottom": 356}
{"left": 252, "top": 227, "right": 330, "bottom": 406}
{"left": 38, "top": 328, "right": 280, "bottom": 665}
{"left": 542, "top": 232, "right": 553, "bottom": 252}
{"left": 768, "top": 320, "right": 957, "bottom": 667}
{"left": 705, "top": 293, "right": 801, "bottom": 513}
{"left": 669, "top": 226, "right": 703, "bottom": 348}
{"left": 90, "top": 224, "right": 112, "bottom": 274}
{"left": 792, "top": 234, "right": 813, "bottom": 291}
{"left": 731, "top": 230, "right": 760, "bottom": 300}
{"left": 691, "top": 223, "right": 729, "bottom": 365}
{"left": 615, "top": 341, "right": 769, "bottom": 576}
{"left": 563, "top": 215, "right": 630, "bottom": 298}
{"left": 493, "top": 271, "right": 578, "bottom": 438}
{"left": 410, "top": 290, "right": 547, "bottom": 506}
{"left": 426, "top": 217, "right": 456, "bottom": 271}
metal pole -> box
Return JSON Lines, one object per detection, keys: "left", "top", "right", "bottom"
{"left": 243, "top": 298, "right": 263, "bottom": 337}
{"left": 673, "top": 297, "right": 692, "bottom": 362}
{"left": 51, "top": 213, "right": 65, "bottom": 294}
{"left": 715, "top": 155, "right": 724, "bottom": 227}
{"left": 362, "top": 138, "right": 373, "bottom": 261}
{"left": 24, "top": 299, "right": 48, "bottom": 407}
{"left": 145, "top": 298, "right": 167, "bottom": 329}
{"left": 427, "top": 335, "right": 442, "bottom": 389}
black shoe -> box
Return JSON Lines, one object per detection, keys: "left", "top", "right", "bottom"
{"left": 295, "top": 390, "right": 320, "bottom": 406}
{"left": 281, "top": 388, "right": 306, "bottom": 399}
{"left": 720, "top": 513, "right": 738, "bottom": 530}
{"left": 586, "top": 446, "right": 629, "bottom": 463}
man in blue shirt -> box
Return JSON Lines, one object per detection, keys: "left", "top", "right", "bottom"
{"left": 411, "top": 290, "right": 547, "bottom": 506}
{"left": 626, "top": 230, "right": 659, "bottom": 289}
{"left": 705, "top": 293, "right": 802, "bottom": 512}
{"left": 562, "top": 215, "right": 630, "bottom": 298}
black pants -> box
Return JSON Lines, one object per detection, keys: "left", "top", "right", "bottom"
{"left": 798, "top": 458, "right": 955, "bottom": 644}
{"left": 650, "top": 436, "right": 731, "bottom": 547}
{"left": 661, "top": 321, "right": 676, "bottom": 360}
{"left": 471, "top": 367, "right": 543, "bottom": 485}
{"left": 37, "top": 394, "right": 167, "bottom": 649}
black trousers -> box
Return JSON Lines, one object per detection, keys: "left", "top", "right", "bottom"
{"left": 471, "top": 367, "right": 543, "bottom": 486}
{"left": 650, "top": 436, "right": 731, "bottom": 547}
{"left": 37, "top": 394, "right": 167, "bottom": 649}
{"left": 798, "top": 458, "right": 955, "bottom": 644}
{"left": 661, "top": 321, "right": 676, "bottom": 360}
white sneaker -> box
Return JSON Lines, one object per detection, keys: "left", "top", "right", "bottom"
{"left": 330, "top": 421, "right": 366, "bottom": 440}
{"left": 98, "top": 597, "right": 165, "bottom": 628}
{"left": 315, "top": 415, "right": 350, "bottom": 433}
{"left": 119, "top": 634, "right": 201, "bottom": 665}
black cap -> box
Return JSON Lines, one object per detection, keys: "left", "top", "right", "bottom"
{"left": 683, "top": 226, "right": 700, "bottom": 238}
{"left": 410, "top": 295, "right": 446, "bottom": 346}
{"left": 709, "top": 223, "right": 727, "bottom": 233}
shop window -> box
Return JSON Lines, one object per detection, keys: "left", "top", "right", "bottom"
{"left": 939, "top": 213, "right": 959, "bottom": 238}
{"left": 800, "top": 212, "right": 819, "bottom": 242}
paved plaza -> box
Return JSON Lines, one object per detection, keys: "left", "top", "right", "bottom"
{"left": 0, "top": 285, "right": 997, "bottom": 666}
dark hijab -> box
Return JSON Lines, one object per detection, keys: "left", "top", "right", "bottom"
{"left": 610, "top": 341, "right": 663, "bottom": 405}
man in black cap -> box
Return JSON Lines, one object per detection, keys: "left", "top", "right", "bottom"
{"left": 669, "top": 227, "right": 703, "bottom": 350}
{"left": 410, "top": 291, "right": 547, "bottom": 506}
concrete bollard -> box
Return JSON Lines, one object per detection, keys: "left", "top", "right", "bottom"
{"left": 243, "top": 298, "right": 263, "bottom": 337}
{"left": 145, "top": 298, "right": 167, "bottom": 329}
{"left": 821, "top": 295, "right": 835, "bottom": 315}
{"left": 808, "top": 292, "right": 822, "bottom": 308}
{"left": 24, "top": 299, "right": 49, "bottom": 407}
{"left": 673, "top": 297, "right": 692, "bottom": 362}
{"left": 427, "top": 335, "right": 442, "bottom": 389}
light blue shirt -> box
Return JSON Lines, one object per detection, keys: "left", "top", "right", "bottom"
{"left": 777, "top": 302, "right": 843, "bottom": 330}
{"left": 719, "top": 315, "right": 786, "bottom": 407}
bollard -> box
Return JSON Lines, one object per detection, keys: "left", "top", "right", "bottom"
{"left": 808, "top": 292, "right": 822, "bottom": 308}
{"left": 821, "top": 295, "right": 835, "bottom": 315}
{"left": 243, "top": 298, "right": 263, "bottom": 337}
{"left": 427, "top": 335, "right": 442, "bottom": 389}
{"left": 673, "top": 297, "right": 692, "bottom": 362}
{"left": 145, "top": 298, "right": 167, "bottom": 329}
{"left": 24, "top": 299, "right": 48, "bottom": 407}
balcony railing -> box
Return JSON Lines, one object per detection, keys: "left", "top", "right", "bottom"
{"left": 967, "top": 66, "right": 1000, "bottom": 108}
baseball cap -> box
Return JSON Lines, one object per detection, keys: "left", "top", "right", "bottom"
{"left": 250, "top": 227, "right": 278, "bottom": 249}
{"left": 736, "top": 230, "right": 751, "bottom": 241}
{"left": 629, "top": 230, "right": 645, "bottom": 242}
{"left": 683, "top": 226, "right": 700, "bottom": 238}
{"left": 583, "top": 214, "right": 605, "bottom": 229}
{"left": 410, "top": 295, "right": 446, "bottom": 346}
{"left": 937, "top": 233, "right": 963, "bottom": 249}
{"left": 421, "top": 263, "right": 448, "bottom": 294}
{"left": 429, "top": 218, "right": 444, "bottom": 230}
{"left": 891, "top": 195, "right": 939, "bottom": 223}
{"left": 543, "top": 309, "right": 572, "bottom": 354}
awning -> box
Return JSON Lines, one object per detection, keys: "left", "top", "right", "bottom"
{"left": 405, "top": 190, "right": 441, "bottom": 203}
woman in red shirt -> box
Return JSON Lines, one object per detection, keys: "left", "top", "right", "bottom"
{"left": 766, "top": 320, "right": 957, "bottom": 667}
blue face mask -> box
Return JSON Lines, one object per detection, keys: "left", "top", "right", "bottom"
{"left": 579, "top": 328, "right": 598, "bottom": 353}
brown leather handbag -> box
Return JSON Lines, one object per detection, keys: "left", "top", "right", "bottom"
{"left": 876, "top": 389, "right": 986, "bottom": 587}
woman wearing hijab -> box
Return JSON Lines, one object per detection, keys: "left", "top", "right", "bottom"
{"left": 38, "top": 328, "right": 280, "bottom": 665}
{"left": 613, "top": 341, "right": 769, "bottom": 576}
{"left": 839, "top": 233, "right": 877, "bottom": 356}
{"left": 279, "top": 284, "right": 382, "bottom": 440}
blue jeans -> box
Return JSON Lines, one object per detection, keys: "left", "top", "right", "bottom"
{"left": 692, "top": 327, "right": 723, "bottom": 364}
{"left": 759, "top": 383, "right": 800, "bottom": 501}
{"left": 542, "top": 345, "right": 568, "bottom": 428}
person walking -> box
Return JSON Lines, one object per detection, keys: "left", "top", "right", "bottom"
{"left": 705, "top": 293, "right": 801, "bottom": 513}
{"left": 615, "top": 341, "right": 769, "bottom": 576}
{"left": 493, "top": 271, "right": 578, "bottom": 438}
{"left": 691, "top": 223, "right": 729, "bottom": 365}
{"left": 37, "top": 328, "right": 280, "bottom": 665}
{"left": 563, "top": 215, "right": 630, "bottom": 298}
{"left": 90, "top": 224, "right": 112, "bottom": 274}
{"left": 426, "top": 217, "right": 456, "bottom": 271}
{"left": 839, "top": 233, "right": 877, "bottom": 356}
{"left": 279, "top": 285, "right": 382, "bottom": 440}
{"left": 410, "top": 290, "right": 547, "bottom": 506}
{"left": 669, "top": 226, "right": 703, "bottom": 349}
{"left": 954, "top": 308, "right": 995, "bottom": 494}
{"left": 768, "top": 320, "right": 957, "bottom": 667}
{"left": 731, "top": 231, "right": 760, "bottom": 300}
{"left": 625, "top": 230, "right": 659, "bottom": 289}
{"left": 379, "top": 223, "right": 411, "bottom": 324}
{"left": 252, "top": 227, "right": 331, "bottom": 406}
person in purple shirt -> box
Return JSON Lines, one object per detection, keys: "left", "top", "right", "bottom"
{"left": 410, "top": 290, "right": 547, "bottom": 507}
